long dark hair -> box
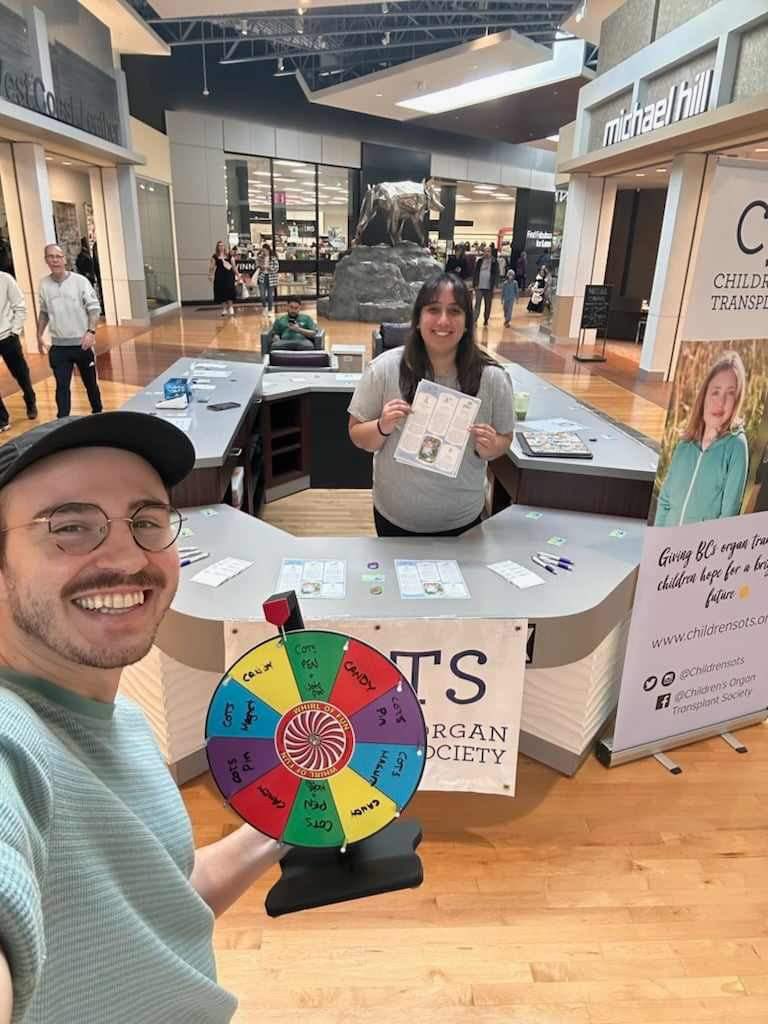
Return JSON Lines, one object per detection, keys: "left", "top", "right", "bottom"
{"left": 399, "top": 273, "right": 499, "bottom": 402}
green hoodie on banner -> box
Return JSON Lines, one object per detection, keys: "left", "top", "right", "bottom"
{"left": 655, "top": 429, "right": 749, "bottom": 526}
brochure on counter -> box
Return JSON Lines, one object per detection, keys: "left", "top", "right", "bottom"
{"left": 394, "top": 559, "right": 470, "bottom": 599}
{"left": 394, "top": 379, "right": 481, "bottom": 478}
{"left": 276, "top": 558, "right": 347, "bottom": 599}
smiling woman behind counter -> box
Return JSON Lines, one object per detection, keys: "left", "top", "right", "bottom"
{"left": 348, "top": 273, "right": 515, "bottom": 537}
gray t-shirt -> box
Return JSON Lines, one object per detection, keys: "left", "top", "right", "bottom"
{"left": 478, "top": 261, "right": 492, "bottom": 290}
{"left": 348, "top": 346, "right": 515, "bottom": 532}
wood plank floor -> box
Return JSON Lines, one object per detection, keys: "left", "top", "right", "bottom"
{"left": 4, "top": 301, "right": 763, "bottom": 1024}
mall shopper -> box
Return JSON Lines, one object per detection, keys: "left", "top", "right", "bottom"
{"left": 348, "top": 272, "right": 515, "bottom": 537}
{"left": 472, "top": 246, "right": 499, "bottom": 326}
{"left": 257, "top": 244, "right": 279, "bottom": 312}
{"left": 0, "top": 411, "right": 288, "bottom": 1023}
{"left": 515, "top": 250, "right": 528, "bottom": 290}
{"left": 0, "top": 272, "right": 37, "bottom": 430}
{"left": 208, "top": 241, "right": 237, "bottom": 317}
{"left": 269, "top": 299, "right": 318, "bottom": 352}
{"left": 501, "top": 270, "right": 519, "bottom": 327}
{"left": 37, "top": 244, "right": 102, "bottom": 419}
{"left": 445, "top": 244, "right": 467, "bottom": 278}
{"left": 655, "top": 350, "right": 749, "bottom": 526}
{"left": 75, "top": 238, "right": 96, "bottom": 288}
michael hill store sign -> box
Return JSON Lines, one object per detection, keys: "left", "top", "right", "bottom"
{"left": 602, "top": 68, "right": 713, "bottom": 148}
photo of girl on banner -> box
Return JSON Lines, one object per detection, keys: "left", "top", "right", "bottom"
{"left": 652, "top": 340, "right": 768, "bottom": 526}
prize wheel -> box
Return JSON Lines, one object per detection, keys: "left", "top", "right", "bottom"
{"left": 205, "top": 629, "right": 427, "bottom": 848}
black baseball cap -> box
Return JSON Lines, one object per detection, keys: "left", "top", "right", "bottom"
{"left": 0, "top": 412, "right": 196, "bottom": 491}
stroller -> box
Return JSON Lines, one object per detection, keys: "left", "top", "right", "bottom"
{"left": 527, "top": 274, "right": 547, "bottom": 314}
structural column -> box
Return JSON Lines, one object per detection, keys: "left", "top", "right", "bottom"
{"left": 552, "top": 173, "right": 615, "bottom": 341}
{"left": 11, "top": 143, "right": 56, "bottom": 353}
{"left": 100, "top": 165, "right": 149, "bottom": 324}
{"left": 640, "top": 153, "right": 707, "bottom": 378}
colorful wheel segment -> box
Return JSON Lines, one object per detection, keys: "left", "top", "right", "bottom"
{"left": 205, "top": 630, "right": 426, "bottom": 848}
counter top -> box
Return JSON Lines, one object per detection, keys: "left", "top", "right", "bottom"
{"left": 121, "top": 357, "right": 264, "bottom": 469}
{"left": 172, "top": 502, "right": 644, "bottom": 625}
{"left": 505, "top": 365, "right": 658, "bottom": 482}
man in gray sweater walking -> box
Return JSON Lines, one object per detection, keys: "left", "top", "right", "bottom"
{"left": 37, "top": 244, "right": 102, "bottom": 418}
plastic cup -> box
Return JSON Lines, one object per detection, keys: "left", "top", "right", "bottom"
{"left": 514, "top": 391, "right": 530, "bottom": 421}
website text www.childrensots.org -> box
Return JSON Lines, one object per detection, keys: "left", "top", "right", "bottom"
{"left": 651, "top": 614, "right": 768, "bottom": 649}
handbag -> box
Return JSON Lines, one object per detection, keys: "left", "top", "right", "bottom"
{"left": 238, "top": 281, "right": 249, "bottom": 301}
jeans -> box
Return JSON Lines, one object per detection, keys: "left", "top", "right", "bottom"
{"left": 473, "top": 289, "right": 493, "bottom": 324}
{"left": 259, "top": 277, "right": 275, "bottom": 311}
{"left": 503, "top": 300, "right": 515, "bottom": 322}
{"left": 0, "top": 333, "right": 36, "bottom": 424}
{"left": 49, "top": 344, "right": 102, "bottom": 418}
{"left": 373, "top": 507, "right": 482, "bottom": 538}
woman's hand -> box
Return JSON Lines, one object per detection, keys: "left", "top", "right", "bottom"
{"left": 378, "top": 399, "right": 412, "bottom": 434}
{"left": 470, "top": 423, "right": 506, "bottom": 459}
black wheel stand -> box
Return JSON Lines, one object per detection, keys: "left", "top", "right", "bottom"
{"left": 261, "top": 591, "right": 425, "bottom": 917}
{"left": 265, "top": 818, "right": 423, "bottom": 917}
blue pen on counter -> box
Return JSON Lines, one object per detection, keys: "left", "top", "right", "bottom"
{"left": 180, "top": 552, "right": 209, "bottom": 567}
{"left": 532, "top": 555, "right": 557, "bottom": 575}
{"left": 537, "top": 551, "right": 575, "bottom": 567}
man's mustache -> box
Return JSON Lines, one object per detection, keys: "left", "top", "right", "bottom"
{"left": 62, "top": 569, "right": 167, "bottom": 600}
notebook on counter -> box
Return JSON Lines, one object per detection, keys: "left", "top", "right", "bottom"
{"left": 517, "top": 430, "right": 594, "bottom": 460}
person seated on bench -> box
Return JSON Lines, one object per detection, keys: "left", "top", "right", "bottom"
{"left": 269, "top": 299, "right": 318, "bottom": 352}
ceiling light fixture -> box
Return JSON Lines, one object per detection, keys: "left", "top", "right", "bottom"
{"left": 655, "top": 167, "right": 667, "bottom": 172}
{"left": 755, "top": 148, "right": 768, "bottom": 153}
{"left": 277, "top": 57, "right": 285, "bottom": 72}
{"left": 62, "top": 160, "right": 72, "bottom": 166}
{"left": 397, "top": 39, "right": 584, "bottom": 115}
{"left": 635, "top": 173, "right": 646, "bottom": 177}
{"left": 382, "top": 31, "right": 390, "bottom": 46}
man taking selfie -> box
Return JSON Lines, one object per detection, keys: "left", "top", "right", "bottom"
{"left": 0, "top": 413, "right": 287, "bottom": 1023}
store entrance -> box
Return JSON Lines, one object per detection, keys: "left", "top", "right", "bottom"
{"left": 45, "top": 154, "right": 104, "bottom": 313}
{"left": 603, "top": 166, "right": 669, "bottom": 343}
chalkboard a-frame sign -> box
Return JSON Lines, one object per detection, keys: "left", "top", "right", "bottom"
{"left": 575, "top": 284, "right": 612, "bottom": 362}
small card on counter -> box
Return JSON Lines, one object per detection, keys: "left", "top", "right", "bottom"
{"left": 192, "top": 557, "right": 252, "bottom": 587}
{"left": 158, "top": 416, "right": 191, "bottom": 433}
{"left": 488, "top": 560, "right": 544, "bottom": 589}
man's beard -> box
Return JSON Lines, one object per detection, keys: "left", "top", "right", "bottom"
{"left": 4, "top": 568, "right": 171, "bottom": 670}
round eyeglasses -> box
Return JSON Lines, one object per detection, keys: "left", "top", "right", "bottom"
{"left": 1, "top": 502, "right": 183, "bottom": 555}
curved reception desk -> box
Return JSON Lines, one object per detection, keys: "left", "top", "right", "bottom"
{"left": 120, "top": 502, "right": 644, "bottom": 790}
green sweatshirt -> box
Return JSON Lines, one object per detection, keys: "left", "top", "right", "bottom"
{"left": 0, "top": 670, "right": 237, "bottom": 1023}
{"left": 655, "top": 429, "right": 749, "bottom": 527}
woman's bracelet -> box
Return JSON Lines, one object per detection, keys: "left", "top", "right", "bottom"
{"left": 377, "top": 419, "right": 392, "bottom": 437}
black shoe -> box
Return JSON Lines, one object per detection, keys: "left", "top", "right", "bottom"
{"left": 26, "top": 404, "right": 37, "bottom": 420}
{"left": 91, "top": 408, "right": 103, "bottom": 415}
{"left": 0, "top": 422, "right": 10, "bottom": 433}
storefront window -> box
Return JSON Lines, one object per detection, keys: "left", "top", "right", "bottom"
{"left": 272, "top": 160, "right": 317, "bottom": 298}
{"left": 137, "top": 177, "right": 178, "bottom": 310}
{"left": 0, "top": 173, "right": 13, "bottom": 277}
{"left": 226, "top": 156, "right": 273, "bottom": 253}
{"left": 318, "top": 166, "right": 354, "bottom": 296}
{"left": 224, "top": 155, "right": 358, "bottom": 300}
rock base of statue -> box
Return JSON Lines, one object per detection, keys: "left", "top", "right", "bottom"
{"left": 317, "top": 241, "right": 442, "bottom": 322}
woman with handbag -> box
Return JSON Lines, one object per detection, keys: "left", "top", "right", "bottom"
{"left": 257, "top": 244, "right": 279, "bottom": 312}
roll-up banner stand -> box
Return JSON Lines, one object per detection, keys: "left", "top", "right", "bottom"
{"left": 598, "top": 158, "right": 768, "bottom": 768}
